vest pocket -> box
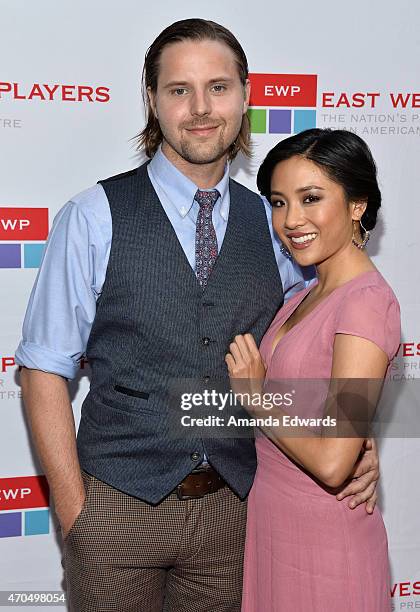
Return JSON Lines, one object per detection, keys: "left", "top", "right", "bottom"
{"left": 114, "top": 384, "right": 149, "bottom": 400}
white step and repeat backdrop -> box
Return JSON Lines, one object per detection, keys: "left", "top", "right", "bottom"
{"left": 1, "top": 0, "right": 419, "bottom": 609}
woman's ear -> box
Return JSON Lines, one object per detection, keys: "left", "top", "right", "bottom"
{"left": 351, "top": 199, "right": 368, "bottom": 221}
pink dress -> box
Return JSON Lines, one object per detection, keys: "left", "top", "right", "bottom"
{"left": 241, "top": 270, "right": 401, "bottom": 612}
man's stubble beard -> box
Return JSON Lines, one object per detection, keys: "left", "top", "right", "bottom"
{"left": 162, "top": 121, "right": 240, "bottom": 166}
{"left": 179, "top": 128, "right": 228, "bottom": 165}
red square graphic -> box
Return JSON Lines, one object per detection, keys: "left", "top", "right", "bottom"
{"left": 0, "top": 475, "right": 49, "bottom": 510}
{"left": 249, "top": 74, "right": 317, "bottom": 107}
{"left": 0, "top": 208, "right": 49, "bottom": 240}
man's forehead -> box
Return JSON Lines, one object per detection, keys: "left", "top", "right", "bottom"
{"left": 157, "top": 39, "right": 239, "bottom": 82}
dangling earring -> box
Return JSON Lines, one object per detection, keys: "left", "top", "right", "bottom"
{"left": 280, "top": 242, "right": 293, "bottom": 260}
{"left": 352, "top": 219, "right": 370, "bottom": 250}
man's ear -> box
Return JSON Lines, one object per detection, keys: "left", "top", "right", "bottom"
{"left": 243, "top": 78, "right": 251, "bottom": 114}
{"left": 147, "top": 86, "right": 158, "bottom": 119}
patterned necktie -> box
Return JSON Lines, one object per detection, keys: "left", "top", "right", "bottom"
{"left": 194, "top": 189, "right": 220, "bottom": 288}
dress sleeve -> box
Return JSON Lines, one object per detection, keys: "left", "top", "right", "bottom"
{"left": 334, "top": 284, "right": 401, "bottom": 361}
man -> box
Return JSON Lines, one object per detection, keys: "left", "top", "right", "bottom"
{"left": 15, "top": 18, "right": 380, "bottom": 612}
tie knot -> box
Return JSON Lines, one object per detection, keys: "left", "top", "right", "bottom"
{"left": 194, "top": 189, "right": 220, "bottom": 210}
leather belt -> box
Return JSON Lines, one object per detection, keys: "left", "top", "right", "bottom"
{"left": 176, "top": 465, "right": 226, "bottom": 500}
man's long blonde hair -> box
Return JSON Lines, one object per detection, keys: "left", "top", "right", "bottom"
{"left": 134, "top": 18, "right": 252, "bottom": 160}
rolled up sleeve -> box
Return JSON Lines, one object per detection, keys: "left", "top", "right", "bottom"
{"left": 15, "top": 185, "right": 109, "bottom": 379}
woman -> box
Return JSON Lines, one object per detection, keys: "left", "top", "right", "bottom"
{"left": 225, "top": 129, "right": 401, "bottom": 611}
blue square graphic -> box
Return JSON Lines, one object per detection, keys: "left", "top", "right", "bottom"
{"left": 24, "top": 243, "right": 45, "bottom": 268}
{"left": 0, "top": 244, "right": 21, "bottom": 268}
{"left": 24, "top": 509, "right": 50, "bottom": 536}
{"left": 269, "top": 110, "right": 292, "bottom": 134}
{"left": 0, "top": 512, "right": 22, "bottom": 537}
{"left": 294, "top": 110, "right": 316, "bottom": 133}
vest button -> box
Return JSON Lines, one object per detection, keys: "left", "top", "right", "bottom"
{"left": 202, "top": 337, "right": 210, "bottom": 346}
{"left": 203, "top": 376, "right": 210, "bottom": 383}
{"left": 191, "top": 451, "right": 201, "bottom": 461}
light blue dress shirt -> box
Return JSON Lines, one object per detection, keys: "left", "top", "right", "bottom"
{"left": 15, "top": 145, "right": 316, "bottom": 380}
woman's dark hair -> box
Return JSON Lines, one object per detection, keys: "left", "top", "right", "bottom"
{"left": 134, "top": 18, "right": 251, "bottom": 160}
{"left": 257, "top": 128, "right": 381, "bottom": 231}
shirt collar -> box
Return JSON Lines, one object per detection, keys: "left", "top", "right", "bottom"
{"left": 148, "top": 144, "right": 230, "bottom": 221}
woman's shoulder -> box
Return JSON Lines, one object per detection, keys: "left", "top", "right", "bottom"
{"left": 338, "top": 269, "right": 400, "bottom": 310}
{"left": 333, "top": 269, "right": 401, "bottom": 361}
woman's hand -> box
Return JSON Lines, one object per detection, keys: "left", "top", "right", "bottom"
{"left": 225, "top": 334, "right": 267, "bottom": 410}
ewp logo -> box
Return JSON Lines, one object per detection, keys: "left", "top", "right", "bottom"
{"left": 0, "top": 208, "right": 48, "bottom": 268}
{"left": 248, "top": 74, "right": 318, "bottom": 135}
{"left": 0, "top": 475, "right": 50, "bottom": 537}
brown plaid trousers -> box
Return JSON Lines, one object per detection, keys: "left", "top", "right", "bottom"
{"left": 61, "top": 470, "right": 248, "bottom": 611}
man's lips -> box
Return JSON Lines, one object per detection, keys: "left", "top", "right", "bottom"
{"left": 185, "top": 125, "right": 219, "bottom": 136}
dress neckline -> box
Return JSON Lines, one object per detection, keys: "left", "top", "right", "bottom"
{"left": 270, "top": 269, "right": 381, "bottom": 358}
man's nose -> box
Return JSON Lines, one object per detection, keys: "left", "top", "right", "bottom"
{"left": 190, "top": 89, "right": 211, "bottom": 116}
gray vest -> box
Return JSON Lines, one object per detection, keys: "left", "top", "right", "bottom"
{"left": 76, "top": 161, "right": 283, "bottom": 504}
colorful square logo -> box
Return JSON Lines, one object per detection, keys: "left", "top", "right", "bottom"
{"left": 248, "top": 73, "right": 318, "bottom": 135}
{"left": 0, "top": 208, "right": 48, "bottom": 268}
{"left": 0, "top": 475, "right": 50, "bottom": 538}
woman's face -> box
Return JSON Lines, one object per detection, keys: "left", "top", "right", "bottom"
{"left": 270, "top": 155, "right": 357, "bottom": 268}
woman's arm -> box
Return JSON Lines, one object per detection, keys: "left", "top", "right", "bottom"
{"left": 225, "top": 333, "right": 388, "bottom": 489}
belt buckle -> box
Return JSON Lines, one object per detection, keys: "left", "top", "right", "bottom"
{"left": 191, "top": 465, "right": 211, "bottom": 474}
{"left": 176, "top": 483, "right": 204, "bottom": 501}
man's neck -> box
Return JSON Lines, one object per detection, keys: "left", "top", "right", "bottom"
{"left": 161, "top": 141, "right": 227, "bottom": 189}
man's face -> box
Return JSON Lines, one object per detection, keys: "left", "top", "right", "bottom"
{"left": 148, "top": 39, "right": 250, "bottom": 165}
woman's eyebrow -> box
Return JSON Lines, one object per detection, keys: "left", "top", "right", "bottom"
{"left": 271, "top": 185, "right": 325, "bottom": 196}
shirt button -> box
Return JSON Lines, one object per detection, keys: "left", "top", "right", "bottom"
{"left": 202, "top": 337, "right": 210, "bottom": 346}
{"left": 191, "top": 452, "right": 201, "bottom": 461}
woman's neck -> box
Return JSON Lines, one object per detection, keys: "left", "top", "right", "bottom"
{"left": 314, "top": 248, "right": 376, "bottom": 295}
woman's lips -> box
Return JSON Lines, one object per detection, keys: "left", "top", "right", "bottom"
{"left": 287, "top": 233, "right": 318, "bottom": 250}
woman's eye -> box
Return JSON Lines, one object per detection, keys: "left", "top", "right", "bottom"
{"left": 303, "top": 194, "right": 320, "bottom": 204}
{"left": 271, "top": 200, "right": 285, "bottom": 208}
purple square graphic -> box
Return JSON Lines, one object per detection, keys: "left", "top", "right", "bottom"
{"left": 0, "top": 244, "right": 21, "bottom": 268}
{"left": 0, "top": 512, "right": 22, "bottom": 537}
{"left": 269, "top": 109, "right": 292, "bottom": 134}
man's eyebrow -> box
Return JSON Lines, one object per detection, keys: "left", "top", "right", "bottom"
{"left": 162, "top": 77, "right": 235, "bottom": 89}
{"left": 162, "top": 81, "right": 189, "bottom": 89}
{"left": 271, "top": 185, "right": 325, "bottom": 196}
{"left": 208, "top": 77, "right": 234, "bottom": 84}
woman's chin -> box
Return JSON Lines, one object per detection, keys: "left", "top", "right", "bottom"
{"left": 289, "top": 249, "right": 318, "bottom": 267}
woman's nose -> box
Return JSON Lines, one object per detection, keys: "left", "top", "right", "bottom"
{"left": 284, "top": 204, "right": 305, "bottom": 229}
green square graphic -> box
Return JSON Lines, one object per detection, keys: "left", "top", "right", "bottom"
{"left": 248, "top": 108, "right": 266, "bottom": 133}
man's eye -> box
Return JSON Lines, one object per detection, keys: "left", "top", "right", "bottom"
{"left": 271, "top": 200, "right": 285, "bottom": 208}
{"left": 171, "top": 88, "right": 188, "bottom": 96}
{"left": 211, "top": 84, "right": 226, "bottom": 93}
